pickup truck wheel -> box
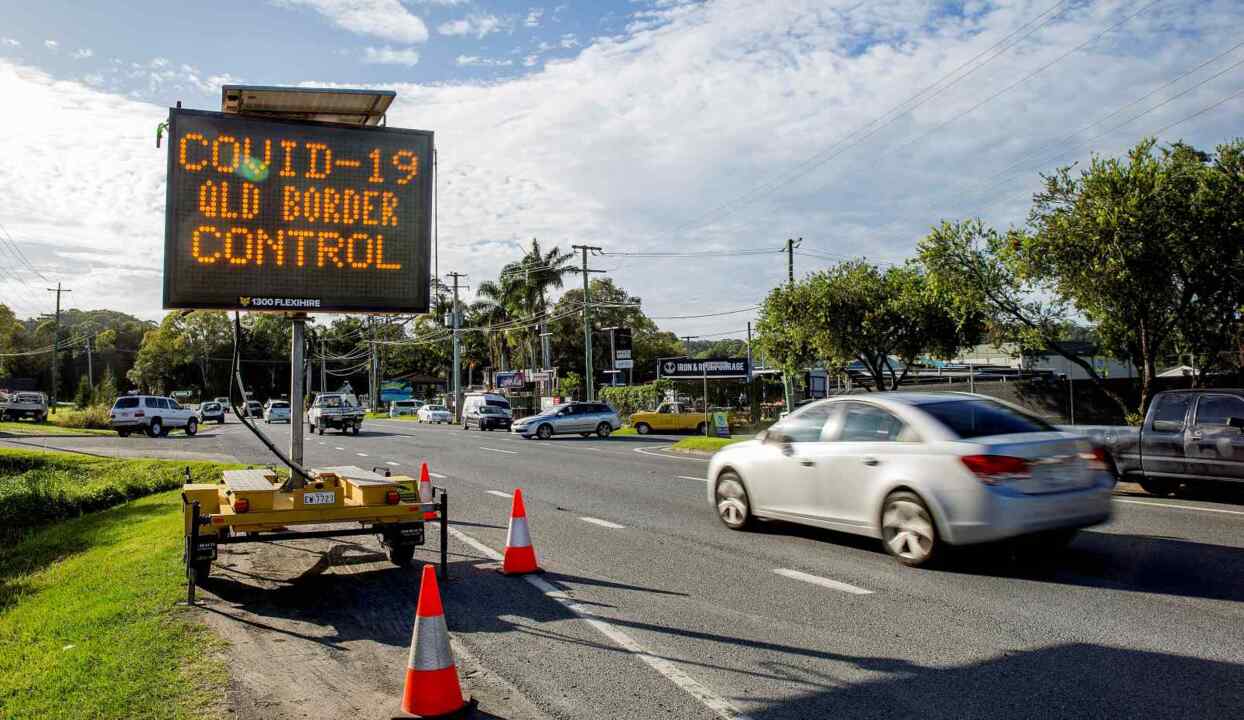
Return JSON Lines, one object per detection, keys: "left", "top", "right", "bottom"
{"left": 147, "top": 419, "right": 163, "bottom": 438}
{"left": 317, "top": 424, "right": 324, "bottom": 435}
{"left": 117, "top": 429, "right": 130, "bottom": 438}
{"left": 387, "top": 545, "right": 415, "bottom": 567}
{"left": 536, "top": 423, "right": 553, "bottom": 440}
{"left": 696, "top": 421, "right": 707, "bottom": 435}
{"left": 635, "top": 422, "right": 651, "bottom": 435}
{"left": 218, "top": 418, "right": 225, "bottom": 424}
{"left": 351, "top": 423, "right": 360, "bottom": 436}
{"left": 1139, "top": 479, "right": 1176, "bottom": 497}
{"left": 596, "top": 422, "right": 612, "bottom": 438}
{"left": 185, "top": 418, "right": 198, "bottom": 437}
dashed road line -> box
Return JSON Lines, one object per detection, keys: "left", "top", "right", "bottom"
{"left": 634, "top": 445, "right": 708, "bottom": 463}
{"left": 486, "top": 490, "right": 513, "bottom": 499}
{"left": 445, "top": 526, "right": 754, "bottom": 720}
{"left": 579, "top": 516, "right": 625, "bottom": 529}
{"left": 479, "top": 446, "right": 518, "bottom": 454}
{"left": 678, "top": 475, "right": 708, "bottom": 482}
{"left": 1115, "top": 498, "right": 1244, "bottom": 516}
{"left": 429, "top": 471, "right": 448, "bottom": 479}
{"left": 334, "top": 446, "right": 344, "bottom": 451}
{"left": 385, "top": 461, "right": 399, "bottom": 466}
{"left": 773, "top": 568, "right": 872, "bottom": 595}
{"left": 356, "top": 452, "right": 369, "bottom": 457}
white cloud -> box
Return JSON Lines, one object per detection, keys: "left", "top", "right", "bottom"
{"left": 1, "top": 38, "right": 20, "bottom": 48}
{"left": 363, "top": 46, "right": 421, "bottom": 66}
{"left": 1, "top": 0, "right": 1242, "bottom": 333}
{"left": 186, "top": 71, "right": 244, "bottom": 94}
{"left": 438, "top": 13, "right": 508, "bottom": 39}
{"left": 272, "top": 0, "right": 429, "bottom": 44}
{"left": 43, "top": 40, "right": 58, "bottom": 51}
{"left": 72, "top": 48, "right": 94, "bottom": 60}
{"left": 524, "top": 8, "right": 543, "bottom": 27}
{"left": 559, "top": 33, "right": 578, "bottom": 49}
{"left": 456, "top": 55, "right": 514, "bottom": 67}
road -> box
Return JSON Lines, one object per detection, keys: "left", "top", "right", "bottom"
{"left": 9, "top": 418, "right": 1243, "bottom": 718}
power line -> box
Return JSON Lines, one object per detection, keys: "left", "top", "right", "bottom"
{"left": 648, "top": 306, "right": 759, "bottom": 320}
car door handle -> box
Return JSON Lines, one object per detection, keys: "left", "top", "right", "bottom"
{"left": 861, "top": 456, "right": 880, "bottom": 466}
{"left": 800, "top": 459, "right": 815, "bottom": 467}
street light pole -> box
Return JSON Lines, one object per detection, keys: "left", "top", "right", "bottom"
{"left": 571, "top": 245, "right": 603, "bottom": 401}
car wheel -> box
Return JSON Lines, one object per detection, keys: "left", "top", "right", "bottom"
{"left": 352, "top": 424, "right": 360, "bottom": 436}
{"left": 463, "top": 421, "right": 469, "bottom": 430}
{"left": 596, "top": 422, "right": 612, "bottom": 438}
{"left": 117, "top": 429, "right": 130, "bottom": 438}
{"left": 387, "top": 544, "right": 415, "bottom": 567}
{"left": 536, "top": 423, "right": 553, "bottom": 440}
{"left": 185, "top": 418, "right": 198, "bottom": 436}
{"left": 635, "top": 422, "right": 651, "bottom": 435}
{"left": 147, "top": 419, "right": 163, "bottom": 438}
{"left": 714, "top": 470, "right": 753, "bottom": 530}
{"left": 696, "top": 421, "right": 707, "bottom": 435}
{"left": 1139, "top": 479, "right": 1176, "bottom": 497}
{"left": 218, "top": 418, "right": 224, "bottom": 424}
{"left": 317, "top": 424, "right": 324, "bottom": 435}
{"left": 881, "top": 491, "right": 939, "bottom": 567}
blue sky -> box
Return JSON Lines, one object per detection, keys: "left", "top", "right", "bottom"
{"left": 0, "top": 1, "right": 1241, "bottom": 336}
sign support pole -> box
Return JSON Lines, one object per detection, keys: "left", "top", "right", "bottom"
{"left": 290, "top": 315, "right": 305, "bottom": 467}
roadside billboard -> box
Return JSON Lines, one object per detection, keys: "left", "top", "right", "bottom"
{"left": 163, "top": 108, "right": 433, "bottom": 313}
{"left": 657, "top": 357, "right": 750, "bottom": 380}
{"left": 495, "top": 371, "right": 527, "bottom": 389}
{"left": 379, "top": 380, "right": 413, "bottom": 402}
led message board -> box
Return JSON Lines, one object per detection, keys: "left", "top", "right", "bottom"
{"left": 163, "top": 108, "right": 432, "bottom": 313}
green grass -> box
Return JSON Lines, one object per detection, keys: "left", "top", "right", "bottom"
{"left": 0, "top": 489, "right": 227, "bottom": 719}
{"left": 0, "top": 449, "right": 235, "bottom": 541}
{"left": 613, "top": 425, "right": 638, "bottom": 436}
{"left": 0, "top": 420, "right": 114, "bottom": 437}
{"left": 670, "top": 435, "right": 749, "bottom": 453}
{"left": 366, "top": 412, "right": 420, "bottom": 420}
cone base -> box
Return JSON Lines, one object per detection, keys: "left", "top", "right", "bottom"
{"left": 401, "top": 666, "right": 467, "bottom": 718}
{"left": 501, "top": 544, "right": 540, "bottom": 575}
{"left": 392, "top": 697, "right": 477, "bottom": 719}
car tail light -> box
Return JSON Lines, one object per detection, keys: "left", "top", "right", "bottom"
{"left": 385, "top": 489, "right": 401, "bottom": 505}
{"left": 1079, "top": 446, "right": 1112, "bottom": 474}
{"left": 135, "top": 411, "right": 144, "bottom": 417}
{"left": 961, "top": 454, "right": 1030, "bottom": 484}
{"left": 233, "top": 497, "right": 250, "bottom": 513}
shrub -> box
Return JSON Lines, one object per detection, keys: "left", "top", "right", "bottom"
{"left": 47, "top": 405, "right": 113, "bottom": 429}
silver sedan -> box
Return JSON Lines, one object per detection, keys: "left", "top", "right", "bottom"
{"left": 706, "top": 393, "right": 1114, "bottom": 566}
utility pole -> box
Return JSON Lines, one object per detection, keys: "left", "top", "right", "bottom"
{"left": 290, "top": 315, "right": 305, "bottom": 465}
{"left": 681, "top": 335, "right": 698, "bottom": 356}
{"left": 747, "top": 321, "right": 758, "bottom": 425}
{"left": 46, "top": 282, "right": 70, "bottom": 415}
{"left": 785, "top": 237, "right": 801, "bottom": 284}
{"left": 85, "top": 336, "right": 93, "bottom": 388}
{"left": 446, "top": 272, "right": 467, "bottom": 421}
{"left": 571, "top": 245, "right": 604, "bottom": 401}
{"left": 320, "top": 336, "right": 327, "bottom": 393}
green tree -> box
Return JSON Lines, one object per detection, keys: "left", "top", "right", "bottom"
{"left": 95, "top": 366, "right": 118, "bottom": 408}
{"left": 73, "top": 375, "right": 93, "bottom": 409}
{"left": 559, "top": 371, "right": 583, "bottom": 400}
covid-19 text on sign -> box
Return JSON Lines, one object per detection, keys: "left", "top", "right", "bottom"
{"left": 163, "top": 109, "right": 432, "bottom": 313}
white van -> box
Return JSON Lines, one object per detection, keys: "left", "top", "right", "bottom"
{"left": 463, "top": 393, "right": 511, "bottom": 420}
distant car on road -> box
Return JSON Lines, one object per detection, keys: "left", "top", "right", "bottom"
{"left": 464, "top": 404, "right": 512, "bottom": 432}
{"left": 241, "top": 400, "right": 263, "bottom": 419}
{"left": 308, "top": 392, "right": 364, "bottom": 435}
{"left": 214, "top": 396, "right": 231, "bottom": 413}
{"left": 110, "top": 395, "right": 199, "bottom": 437}
{"left": 707, "top": 393, "right": 1114, "bottom": 567}
{"left": 198, "top": 401, "right": 225, "bottom": 424}
{"left": 512, "top": 402, "right": 621, "bottom": 440}
{"left": 463, "top": 392, "right": 512, "bottom": 419}
{"left": 264, "top": 400, "right": 291, "bottom": 424}
{"left": 417, "top": 404, "right": 452, "bottom": 424}
{"left": 389, "top": 399, "right": 422, "bottom": 417}
{"left": 1, "top": 391, "right": 48, "bottom": 422}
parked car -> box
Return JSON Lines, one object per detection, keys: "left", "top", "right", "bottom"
{"left": 264, "top": 399, "right": 291, "bottom": 424}
{"left": 464, "top": 404, "right": 512, "bottom": 431}
{"left": 241, "top": 400, "right": 263, "bottom": 418}
{"left": 198, "top": 401, "right": 225, "bottom": 424}
{"left": 512, "top": 402, "right": 622, "bottom": 439}
{"left": 214, "top": 396, "right": 231, "bottom": 413}
{"left": 308, "top": 392, "right": 364, "bottom": 435}
{"left": 1070, "top": 388, "right": 1244, "bottom": 496}
{"left": 707, "top": 393, "right": 1114, "bottom": 567}
{"left": 630, "top": 402, "right": 706, "bottom": 434}
{"left": 417, "top": 404, "right": 452, "bottom": 423}
{"left": 463, "top": 392, "right": 512, "bottom": 419}
{"left": 390, "top": 399, "right": 422, "bottom": 417}
{"left": 110, "top": 395, "right": 199, "bottom": 437}
{"left": 1, "top": 391, "right": 48, "bottom": 422}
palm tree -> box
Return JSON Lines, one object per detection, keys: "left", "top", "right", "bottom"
{"left": 510, "top": 239, "right": 574, "bottom": 371}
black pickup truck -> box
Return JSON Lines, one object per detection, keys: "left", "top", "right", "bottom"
{"left": 1072, "top": 389, "right": 1244, "bottom": 496}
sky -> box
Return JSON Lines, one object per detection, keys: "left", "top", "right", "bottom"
{"left": 0, "top": 0, "right": 1241, "bottom": 340}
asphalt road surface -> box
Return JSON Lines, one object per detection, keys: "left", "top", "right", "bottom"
{"left": 9, "top": 418, "right": 1243, "bottom": 719}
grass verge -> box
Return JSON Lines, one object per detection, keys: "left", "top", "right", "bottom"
{"left": 0, "top": 489, "right": 227, "bottom": 719}
{"left": 670, "top": 435, "right": 748, "bottom": 453}
{"left": 0, "top": 449, "right": 234, "bottom": 541}
{"left": 0, "top": 420, "right": 114, "bottom": 437}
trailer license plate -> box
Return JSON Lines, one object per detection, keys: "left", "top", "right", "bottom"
{"left": 303, "top": 491, "right": 336, "bottom": 506}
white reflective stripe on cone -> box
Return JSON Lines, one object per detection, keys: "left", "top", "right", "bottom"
{"left": 420, "top": 479, "right": 433, "bottom": 503}
{"left": 506, "top": 516, "right": 531, "bottom": 548}
{"left": 410, "top": 614, "right": 455, "bottom": 671}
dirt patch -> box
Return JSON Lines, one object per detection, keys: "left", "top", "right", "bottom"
{"left": 192, "top": 526, "right": 549, "bottom": 719}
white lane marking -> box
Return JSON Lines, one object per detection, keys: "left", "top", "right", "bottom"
{"left": 634, "top": 445, "right": 709, "bottom": 463}
{"left": 773, "top": 568, "right": 872, "bottom": 596}
{"left": 385, "top": 461, "right": 399, "bottom": 466}
{"left": 1115, "top": 498, "right": 1244, "bottom": 517}
{"left": 445, "top": 527, "right": 754, "bottom": 720}
{"left": 580, "top": 516, "right": 625, "bottom": 529}
{"left": 429, "top": 471, "right": 448, "bottom": 479}
{"left": 356, "top": 452, "right": 369, "bottom": 457}
{"left": 334, "top": 446, "right": 344, "bottom": 451}
{"left": 678, "top": 475, "right": 708, "bottom": 483}
{"left": 479, "top": 446, "right": 518, "bottom": 454}
{"left": 487, "top": 490, "right": 513, "bottom": 499}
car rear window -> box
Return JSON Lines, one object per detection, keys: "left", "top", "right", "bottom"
{"left": 114, "top": 397, "right": 139, "bottom": 409}
{"left": 921, "top": 399, "right": 1054, "bottom": 439}
{"left": 485, "top": 398, "right": 510, "bottom": 409}
{"left": 271, "top": 402, "right": 289, "bottom": 409}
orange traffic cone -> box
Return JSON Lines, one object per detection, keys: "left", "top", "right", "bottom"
{"left": 501, "top": 488, "right": 540, "bottom": 575}
{"left": 399, "top": 564, "right": 470, "bottom": 718}
{"left": 420, "top": 462, "right": 438, "bottom": 521}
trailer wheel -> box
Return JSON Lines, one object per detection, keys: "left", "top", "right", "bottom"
{"left": 388, "top": 545, "right": 415, "bottom": 567}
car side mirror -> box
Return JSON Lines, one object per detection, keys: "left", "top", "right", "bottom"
{"left": 1228, "top": 417, "right": 1244, "bottom": 432}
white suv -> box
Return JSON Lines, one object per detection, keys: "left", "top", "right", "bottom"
{"left": 110, "top": 395, "right": 198, "bottom": 437}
